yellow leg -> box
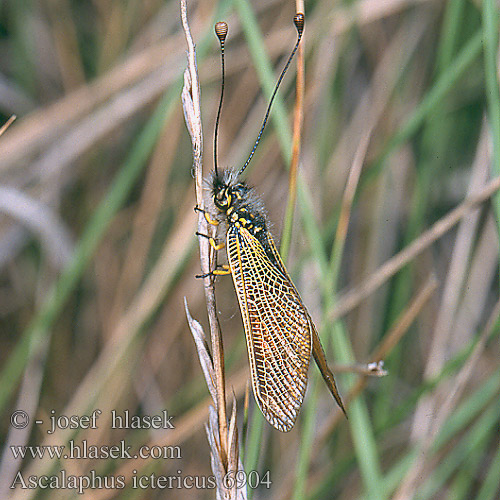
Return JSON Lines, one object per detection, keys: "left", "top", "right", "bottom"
{"left": 209, "top": 238, "right": 225, "bottom": 251}
{"left": 204, "top": 212, "right": 219, "bottom": 226}
{"left": 194, "top": 206, "right": 219, "bottom": 226}
{"left": 212, "top": 265, "right": 231, "bottom": 275}
{"left": 196, "top": 265, "right": 231, "bottom": 279}
{"left": 196, "top": 231, "right": 225, "bottom": 251}
{"left": 194, "top": 208, "right": 229, "bottom": 279}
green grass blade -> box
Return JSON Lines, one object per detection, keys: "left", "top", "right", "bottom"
{"left": 482, "top": 0, "right": 500, "bottom": 223}
{"left": 416, "top": 399, "right": 500, "bottom": 500}
{"left": 292, "top": 370, "right": 319, "bottom": 499}
{"left": 476, "top": 442, "right": 500, "bottom": 500}
{"left": 378, "top": 30, "right": 482, "bottom": 169}
{"left": 0, "top": 85, "right": 178, "bottom": 414}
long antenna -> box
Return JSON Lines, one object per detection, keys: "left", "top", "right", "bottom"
{"left": 239, "top": 13, "right": 304, "bottom": 176}
{"left": 214, "top": 21, "right": 228, "bottom": 175}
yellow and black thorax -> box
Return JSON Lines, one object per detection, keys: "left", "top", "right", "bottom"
{"left": 209, "top": 169, "right": 278, "bottom": 262}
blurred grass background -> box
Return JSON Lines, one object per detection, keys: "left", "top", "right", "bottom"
{"left": 0, "top": 0, "right": 499, "bottom": 499}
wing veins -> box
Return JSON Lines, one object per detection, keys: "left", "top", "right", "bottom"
{"left": 227, "top": 226, "right": 311, "bottom": 431}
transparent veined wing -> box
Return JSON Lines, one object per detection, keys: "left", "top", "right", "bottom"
{"left": 227, "top": 224, "right": 312, "bottom": 432}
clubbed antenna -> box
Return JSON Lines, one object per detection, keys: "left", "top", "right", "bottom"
{"left": 239, "top": 13, "right": 305, "bottom": 176}
{"left": 213, "top": 21, "right": 228, "bottom": 175}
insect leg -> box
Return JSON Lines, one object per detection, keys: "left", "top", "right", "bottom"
{"left": 194, "top": 213, "right": 228, "bottom": 278}
{"left": 194, "top": 206, "right": 219, "bottom": 226}
{"left": 312, "top": 327, "right": 347, "bottom": 418}
{"left": 196, "top": 265, "right": 231, "bottom": 279}
{"left": 196, "top": 231, "right": 225, "bottom": 251}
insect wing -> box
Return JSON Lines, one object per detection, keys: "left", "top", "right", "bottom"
{"left": 227, "top": 225, "right": 312, "bottom": 432}
{"left": 266, "top": 226, "right": 347, "bottom": 416}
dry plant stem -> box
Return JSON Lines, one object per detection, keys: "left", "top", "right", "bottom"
{"left": 332, "top": 361, "right": 387, "bottom": 377}
{"left": 454, "top": 213, "right": 498, "bottom": 340}
{"left": 424, "top": 124, "right": 490, "bottom": 379}
{"left": 392, "top": 296, "right": 500, "bottom": 500}
{"left": 109, "top": 116, "right": 182, "bottom": 327}
{"left": 369, "top": 275, "right": 438, "bottom": 362}
{"left": 433, "top": 298, "right": 500, "bottom": 433}
{"left": 408, "top": 123, "right": 491, "bottom": 450}
{"left": 77, "top": 368, "right": 251, "bottom": 500}
{"left": 328, "top": 129, "right": 372, "bottom": 289}
{"left": 275, "top": 275, "right": 437, "bottom": 500}
{"left": 283, "top": 0, "right": 305, "bottom": 235}
{"left": 331, "top": 175, "right": 500, "bottom": 319}
{"left": 327, "top": 14, "right": 425, "bottom": 189}
{"left": 335, "top": 131, "right": 371, "bottom": 247}
{"left": 318, "top": 274, "right": 438, "bottom": 441}
{"left": 180, "top": 0, "right": 228, "bottom": 464}
{"left": 0, "top": 114, "right": 16, "bottom": 136}
{"left": 8, "top": 194, "right": 198, "bottom": 500}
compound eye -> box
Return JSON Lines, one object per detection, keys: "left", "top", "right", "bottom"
{"left": 215, "top": 189, "right": 225, "bottom": 202}
{"left": 234, "top": 184, "right": 245, "bottom": 198}
{"left": 214, "top": 188, "right": 229, "bottom": 207}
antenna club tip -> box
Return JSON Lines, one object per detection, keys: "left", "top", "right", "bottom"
{"left": 294, "top": 13, "right": 304, "bottom": 34}
{"left": 215, "top": 22, "right": 228, "bottom": 43}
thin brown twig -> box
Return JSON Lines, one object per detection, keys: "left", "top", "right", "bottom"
{"left": 332, "top": 361, "right": 387, "bottom": 377}
{"left": 8, "top": 187, "right": 198, "bottom": 500}
{"left": 328, "top": 128, "right": 372, "bottom": 290}
{"left": 326, "top": 13, "right": 427, "bottom": 193}
{"left": 0, "top": 115, "right": 16, "bottom": 137}
{"left": 423, "top": 122, "right": 490, "bottom": 379}
{"left": 330, "top": 175, "right": 500, "bottom": 319}
{"left": 434, "top": 298, "right": 500, "bottom": 433}
{"left": 281, "top": 1, "right": 305, "bottom": 256}
{"left": 319, "top": 274, "right": 438, "bottom": 441}
{"left": 335, "top": 130, "right": 371, "bottom": 249}
{"left": 277, "top": 274, "right": 438, "bottom": 500}
{"left": 369, "top": 274, "right": 439, "bottom": 362}
{"left": 180, "top": 0, "right": 229, "bottom": 453}
{"left": 180, "top": 3, "right": 247, "bottom": 499}
{"left": 392, "top": 296, "right": 500, "bottom": 500}
{"left": 77, "top": 367, "right": 250, "bottom": 500}
{"left": 408, "top": 122, "right": 491, "bottom": 446}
